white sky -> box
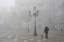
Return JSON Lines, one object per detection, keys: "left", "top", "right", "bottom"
{"left": 0, "top": 0, "right": 15, "bottom": 10}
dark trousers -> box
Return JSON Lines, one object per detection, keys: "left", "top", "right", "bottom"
{"left": 45, "top": 32, "right": 48, "bottom": 39}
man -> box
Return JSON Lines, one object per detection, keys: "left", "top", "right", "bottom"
{"left": 44, "top": 26, "right": 49, "bottom": 39}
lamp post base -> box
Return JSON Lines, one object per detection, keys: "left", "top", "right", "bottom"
{"left": 33, "top": 27, "right": 37, "bottom": 36}
{"left": 33, "top": 32, "right": 37, "bottom": 36}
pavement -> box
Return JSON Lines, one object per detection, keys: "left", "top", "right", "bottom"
{"left": 0, "top": 28, "right": 64, "bottom": 42}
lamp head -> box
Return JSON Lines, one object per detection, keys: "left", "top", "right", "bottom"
{"left": 34, "top": 7, "right": 36, "bottom": 10}
{"left": 29, "top": 11, "right": 31, "bottom": 15}
{"left": 36, "top": 10, "right": 39, "bottom": 14}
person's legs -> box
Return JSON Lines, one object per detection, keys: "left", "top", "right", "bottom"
{"left": 45, "top": 33, "right": 46, "bottom": 38}
{"left": 46, "top": 32, "right": 48, "bottom": 39}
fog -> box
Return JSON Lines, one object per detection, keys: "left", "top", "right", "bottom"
{"left": 0, "top": 0, "right": 64, "bottom": 32}
{"left": 0, "top": 0, "right": 64, "bottom": 42}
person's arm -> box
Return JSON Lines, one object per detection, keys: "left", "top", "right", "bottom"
{"left": 44, "top": 28, "right": 45, "bottom": 32}
{"left": 48, "top": 28, "right": 49, "bottom": 31}
{"left": 44, "top": 30, "right": 45, "bottom": 32}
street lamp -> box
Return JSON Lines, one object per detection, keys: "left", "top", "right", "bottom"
{"left": 29, "top": 7, "right": 39, "bottom": 36}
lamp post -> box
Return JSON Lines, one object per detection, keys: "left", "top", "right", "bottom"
{"left": 29, "top": 7, "right": 39, "bottom": 36}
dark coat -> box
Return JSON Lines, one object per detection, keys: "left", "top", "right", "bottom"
{"left": 44, "top": 26, "right": 49, "bottom": 33}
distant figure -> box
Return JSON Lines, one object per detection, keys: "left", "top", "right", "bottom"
{"left": 44, "top": 26, "right": 49, "bottom": 39}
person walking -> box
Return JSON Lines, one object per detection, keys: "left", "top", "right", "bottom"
{"left": 44, "top": 26, "right": 49, "bottom": 39}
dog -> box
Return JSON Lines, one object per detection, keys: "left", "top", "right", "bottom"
{"left": 41, "top": 35, "right": 43, "bottom": 38}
